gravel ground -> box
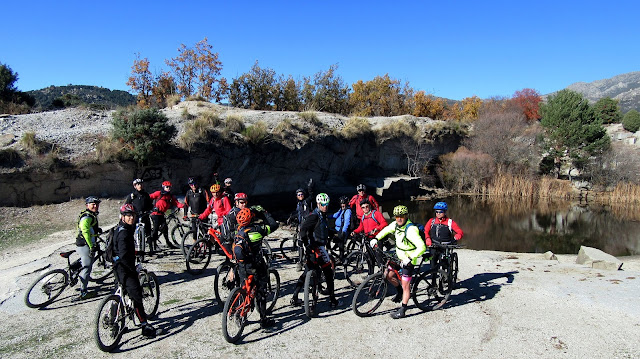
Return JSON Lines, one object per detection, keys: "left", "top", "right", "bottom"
{"left": 1, "top": 201, "right": 639, "bottom": 358}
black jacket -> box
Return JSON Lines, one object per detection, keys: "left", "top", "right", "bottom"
{"left": 113, "top": 220, "right": 136, "bottom": 273}
{"left": 125, "top": 189, "right": 153, "bottom": 215}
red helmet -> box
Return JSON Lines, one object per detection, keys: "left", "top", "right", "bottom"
{"left": 162, "top": 181, "right": 172, "bottom": 187}
{"left": 234, "top": 192, "right": 248, "bottom": 201}
{"left": 120, "top": 203, "right": 135, "bottom": 215}
{"left": 236, "top": 208, "right": 253, "bottom": 227}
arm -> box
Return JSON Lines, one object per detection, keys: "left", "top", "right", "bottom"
{"left": 373, "top": 211, "right": 387, "bottom": 233}
{"left": 198, "top": 199, "right": 213, "bottom": 220}
{"left": 149, "top": 191, "right": 160, "bottom": 200}
{"left": 450, "top": 219, "right": 463, "bottom": 241}
{"left": 424, "top": 218, "right": 433, "bottom": 246}
{"left": 171, "top": 195, "right": 185, "bottom": 209}
{"left": 375, "top": 222, "right": 394, "bottom": 240}
{"left": 299, "top": 213, "right": 318, "bottom": 247}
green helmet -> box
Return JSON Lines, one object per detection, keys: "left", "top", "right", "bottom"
{"left": 393, "top": 205, "right": 409, "bottom": 216}
{"left": 316, "top": 193, "right": 330, "bottom": 206}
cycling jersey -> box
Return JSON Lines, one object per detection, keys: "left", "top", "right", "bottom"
{"left": 375, "top": 220, "right": 426, "bottom": 266}
{"left": 198, "top": 194, "right": 232, "bottom": 226}
{"left": 75, "top": 209, "right": 99, "bottom": 249}
{"left": 424, "top": 216, "right": 463, "bottom": 246}
{"left": 184, "top": 187, "right": 210, "bottom": 216}
{"left": 353, "top": 210, "right": 387, "bottom": 238}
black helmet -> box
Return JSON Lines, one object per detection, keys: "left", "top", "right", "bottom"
{"left": 356, "top": 184, "right": 366, "bottom": 192}
{"left": 339, "top": 196, "right": 349, "bottom": 204}
{"left": 132, "top": 178, "right": 143, "bottom": 185}
{"left": 85, "top": 196, "right": 101, "bottom": 204}
{"left": 188, "top": 177, "right": 196, "bottom": 185}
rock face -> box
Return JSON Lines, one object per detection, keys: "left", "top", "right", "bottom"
{"left": 576, "top": 245, "right": 623, "bottom": 270}
{"left": 565, "top": 71, "right": 640, "bottom": 113}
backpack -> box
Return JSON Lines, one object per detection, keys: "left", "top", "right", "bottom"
{"left": 362, "top": 210, "right": 380, "bottom": 225}
{"left": 405, "top": 222, "right": 427, "bottom": 243}
{"left": 103, "top": 226, "right": 116, "bottom": 263}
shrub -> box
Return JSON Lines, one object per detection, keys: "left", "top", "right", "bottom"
{"left": 242, "top": 121, "right": 269, "bottom": 145}
{"left": 20, "top": 131, "right": 48, "bottom": 155}
{"left": 622, "top": 110, "right": 640, "bottom": 132}
{"left": 224, "top": 114, "right": 245, "bottom": 133}
{"left": 178, "top": 111, "right": 221, "bottom": 151}
{"left": 273, "top": 118, "right": 296, "bottom": 138}
{"left": 166, "top": 94, "right": 181, "bottom": 107}
{"left": 440, "top": 147, "right": 495, "bottom": 192}
{"left": 375, "top": 118, "right": 419, "bottom": 142}
{"left": 94, "top": 136, "right": 128, "bottom": 163}
{"left": 181, "top": 107, "right": 195, "bottom": 120}
{"left": 341, "top": 117, "right": 372, "bottom": 139}
{"left": 111, "top": 108, "right": 177, "bottom": 165}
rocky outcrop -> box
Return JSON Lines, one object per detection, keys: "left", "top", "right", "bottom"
{"left": 576, "top": 245, "right": 623, "bottom": 270}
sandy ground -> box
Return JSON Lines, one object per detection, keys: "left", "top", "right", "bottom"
{"left": 1, "top": 223, "right": 639, "bottom": 359}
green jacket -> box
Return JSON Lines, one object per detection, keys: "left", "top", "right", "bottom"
{"left": 75, "top": 210, "right": 99, "bottom": 250}
{"left": 375, "top": 220, "right": 426, "bottom": 265}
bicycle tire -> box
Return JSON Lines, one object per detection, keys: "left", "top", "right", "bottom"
{"left": 352, "top": 271, "right": 387, "bottom": 317}
{"left": 265, "top": 269, "right": 280, "bottom": 314}
{"left": 170, "top": 223, "right": 189, "bottom": 249}
{"left": 181, "top": 229, "right": 201, "bottom": 257}
{"left": 279, "top": 237, "right": 299, "bottom": 263}
{"left": 139, "top": 271, "right": 160, "bottom": 318}
{"left": 262, "top": 240, "right": 273, "bottom": 265}
{"left": 450, "top": 252, "right": 459, "bottom": 286}
{"left": 185, "top": 238, "right": 212, "bottom": 275}
{"left": 214, "top": 262, "right": 239, "bottom": 305}
{"left": 222, "top": 286, "right": 249, "bottom": 343}
{"left": 24, "top": 269, "right": 69, "bottom": 308}
{"left": 94, "top": 294, "right": 125, "bottom": 352}
{"left": 134, "top": 226, "right": 146, "bottom": 263}
{"left": 89, "top": 238, "right": 114, "bottom": 282}
{"left": 412, "top": 268, "right": 450, "bottom": 311}
{"left": 343, "top": 250, "right": 373, "bottom": 288}
{"left": 304, "top": 270, "right": 319, "bottom": 318}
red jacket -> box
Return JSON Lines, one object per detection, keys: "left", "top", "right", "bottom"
{"left": 199, "top": 194, "right": 232, "bottom": 226}
{"left": 349, "top": 193, "right": 379, "bottom": 219}
{"left": 149, "top": 191, "right": 184, "bottom": 215}
{"left": 353, "top": 210, "right": 387, "bottom": 238}
{"left": 424, "top": 216, "right": 463, "bottom": 246}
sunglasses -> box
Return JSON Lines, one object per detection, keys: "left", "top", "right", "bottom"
{"left": 296, "top": 193, "right": 304, "bottom": 197}
{"left": 435, "top": 210, "right": 445, "bottom": 214}
{"left": 361, "top": 205, "right": 370, "bottom": 209}
{"left": 237, "top": 201, "right": 247, "bottom": 205}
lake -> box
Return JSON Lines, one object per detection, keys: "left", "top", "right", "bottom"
{"left": 378, "top": 196, "right": 640, "bottom": 256}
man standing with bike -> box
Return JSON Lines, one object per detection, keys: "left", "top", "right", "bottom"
{"left": 113, "top": 204, "right": 156, "bottom": 338}
{"left": 290, "top": 193, "right": 341, "bottom": 309}
{"left": 184, "top": 177, "right": 210, "bottom": 232}
{"left": 371, "top": 205, "right": 426, "bottom": 319}
{"left": 125, "top": 178, "right": 153, "bottom": 238}
{"left": 233, "top": 207, "right": 279, "bottom": 329}
{"left": 150, "top": 181, "right": 184, "bottom": 252}
{"left": 73, "top": 196, "right": 102, "bottom": 301}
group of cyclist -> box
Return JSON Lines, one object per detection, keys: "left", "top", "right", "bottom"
{"left": 75, "top": 178, "right": 464, "bottom": 340}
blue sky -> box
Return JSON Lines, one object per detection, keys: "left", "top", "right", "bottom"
{"left": 2, "top": 1, "right": 639, "bottom": 101}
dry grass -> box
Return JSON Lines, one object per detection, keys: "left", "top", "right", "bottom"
{"left": 242, "top": 121, "right": 270, "bottom": 145}
{"left": 341, "top": 117, "right": 372, "bottom": 139}
{"left": 94, "top": 136, "right": 127, "bottom": 163}
{"left": 178, "top": 111, "right": 222, "bottom": 151}
{"left": 609, "top": 182, "right": 640, "bottom": 205}
{"left": 375, "top": 118, "right": 420, "bottom": 142}
{"left": 166, "top": 94, "right": 181, "bottom": 107}
{"left": 486, "top": 173, "right": 572, "bottom": 199}
{"left": 225, "top": 114, "right": 246, "bottom": 133}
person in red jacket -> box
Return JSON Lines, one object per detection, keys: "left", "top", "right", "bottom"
{"left": 351, "top": 199, "right": 387, "bottom": 238}
{"left": 349, "top": 184, "right": 379, "bottom": 222}
{"left": 198, "top": 183, "right": 232, "bottom": 227}
{"left": 149, "top": 181, "right": 185, "bottom": 252}
{"left": 424, "top": 201, "right": 463, "bottom": 246}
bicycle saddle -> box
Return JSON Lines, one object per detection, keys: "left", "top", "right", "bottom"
{"left": 60, "top": 250, "right": 76, "bottom": 258}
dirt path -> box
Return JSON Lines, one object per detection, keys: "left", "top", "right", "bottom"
{"left": 1, "top": 226, "right": 639, "bottom": 358}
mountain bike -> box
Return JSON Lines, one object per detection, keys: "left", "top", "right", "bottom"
{"left": 181, "top": 218, "right": 213, "bottom": 256}
{"left": 342, "top": 233, "right": 376, "bottom": 288}
{"left": 94, "top": 267, "right": 160, "bottom": 352}
{"left": 221, "top": 270, "right": 281, "bottom": 343}
{"left": 166, "top": 208, "right": 189, "bottom": 249}
{"left": 411, "top": 242, "right": 460, "bottom": 311}
{"left": 303, "top": 248, "right": 335, "bottom": 318}
{"left": 185, "top": 227, "right": 224, "bottom": 275}
{"left": 24, "top": 240, "right": 113, "bottom": 308}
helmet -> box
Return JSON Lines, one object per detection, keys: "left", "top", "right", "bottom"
{"left": 210, "top": 184, "right": 221, "bottom": 193}
{"left": 187, "top": 177, "right": 196, "bottom": 185}
{"left": 120, "top": 203, "right": 135, "bottom": 215}
{"left": 339, "top": 196, "right": 349, "bottom": 204}
{"left": 359, "top": 198, "right": 371, "bottom": 206}
{"left": 234, "top": 192, "right": 248, "bottom": 201}
{"left": 295, "top": 188, "right": 305, "bottom": 195}
{"left": 393, "top": 205, "right": 409, "bottom": 216}
{"left": 356, "top": 184, "right": 366, "bottom": 192}
{"left": 316, "top": 193, "right": 330, "bottom": 206}
{"left": 434, "top": 201, "right": 448, "bottom": 211}
{"left": 133, "top": 178, "right": 144, "bottom": 185}
{"left": 162, "top": 181, "right": 172, "bottom": 187}
{"left": 85, "top": 196, "right": 101, "bottom": 204}
{"left": 224, "top": 178, "right": 232, "bottom": 185}
{"left": 236, "top": 208, "right": 253, "bottom": 226}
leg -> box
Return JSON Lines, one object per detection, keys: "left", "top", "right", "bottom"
{"left": 150, "top": 215, "right": 161, "bottom": 253}
{"left": 77, "top": 245, "right": 92, "bottom": 295}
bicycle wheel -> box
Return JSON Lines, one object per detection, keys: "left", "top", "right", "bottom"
{"left": 170, "top": 223, "right": 189, "bottom": 249}
{"left": 185, "top": 239, "right": 212, "bottom": 275}
{"left": 450, "top": 252, "right": 459, "bottom": 286}
{"left": 262, "top": 240, "right": 273, "bottom": 265}
{"left": 304, "top": 270, "right": 319, "bottom": 318}
{"left": 94, "top": 294, "right": 125, "bottom": 352}
{"left": 139, "top": 271, "right": 160, "bottom": 318}
{"left": 222, "top": 287, "right": 249, "bottom": 343}
{"left": 181, "top": 229, "right": 203, "bottom": 257}
{"left": 214, "top": 262, "right": 239, "bottom": 305}
{"left": 89, "top": 242, "right": 114, "bottom": 282}
{"left": 24, "top": 269, "right": 69, "bottom": 308}
{"left": 343, "top": 250, "right": 373, "bottom": 288}
{"left": 265, "top": 269, "right": 280, "bottom": 314}
{"left": 134, "top": 226, "right": 146, "bottom": 263}
{"left": 412, "top": 268, "right": 450, "bottom": 311}
{"left": 279, "top": 237, "right": 299, "bottom": 263}
{"left": 352, "top": 272, "right": 387, "bottom": 317}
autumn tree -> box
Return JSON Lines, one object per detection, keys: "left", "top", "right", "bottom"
{"left": 166, "top": 37, "right": 227, "bottom": 101}
{"left": 274, "top": 75, "right": 302, "bottom": 111}
{"left": 152, "top": 71, "right": 177, "bottom": 108}
{"left": 349, "top": 74, "right": 412, "bottom": 117}
{"left": 126, "top": 54, "right": 154, "bottom": 108}
{"left": 412, "top": 91, "right": 446, "bottom": 119}
{"left": 229, "top": 61, "right": 277, "bottom": 110}
{"left": 539, "top": 89, "right": 610, "bottom": 178}
{"left": 302, "top": 64, "right": 350, "bottom": 114}
{"left": 512, "top": 88, "right": 542, "bottom": 121}
{"left": 592, "top": 97, "right": 621, "bottom": 124}
{"left": 442, "top": 96, "right": 482, "bottom": 121}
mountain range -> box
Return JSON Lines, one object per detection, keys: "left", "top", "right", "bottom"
{"left": 565, "top": 71, "right": 640, "bottom": 113}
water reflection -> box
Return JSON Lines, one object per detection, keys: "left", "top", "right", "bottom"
{"left": 379, "top": 197, "right": 640, "bottom": 256}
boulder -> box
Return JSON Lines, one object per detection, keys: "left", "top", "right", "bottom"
{"left": 576, "top": 246, "right": 623, "bottom": 270}
{"left": 543, "top": 251, "right": 557, "bottom": 260}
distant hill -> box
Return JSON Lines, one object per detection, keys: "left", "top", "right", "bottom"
{"left": 27, "top": 85, "right": 136, "bottom": 110}
{"left": 564, "top": 71, "right": 640, "bottom": 113}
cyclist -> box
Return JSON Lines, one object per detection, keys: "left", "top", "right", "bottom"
{"left": 371, "top": 205, "right": 426, "bottom": 319}
{"left": 223, "top": 177, "right": 235, "bottom": 201}
{"left": 113, "top": 204, "right": 156, "bottom": 338}
{"left": 198, "top": 184, "right": 232, "bottom": 228}
{"left": 330, "top": 195, "right": 352, "bottom": 262}
{"left": 125, "top": 178, "right": 153, "bottom": 238}
{"left": 73, "top": 196, "right": 102, "bottom": 301}
{"left": 349, "top": 184, "right": 379, "bottom": 223}
{"left": 290, "top": 193, "right": 341, "bottom": 309}
{"left": 292, "top": 179, "right": 314, "bottom": 270}
{"left": 424, "top": 201, "right": 463, "bottom": 268}
{"left": 183, "top": 177, "right": 210, "bottom": 232}
{"left": 232, "top": 207, "right": 279, "bottom": 329}
{"left": 219, "top": 192, "right": 249, "bottom": 243}
{"left": 149, "top": 181, "right": 185, "bottom": 251}
{"left": 351, "top": 199, "right": 387, "bottom": 239}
